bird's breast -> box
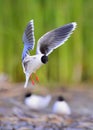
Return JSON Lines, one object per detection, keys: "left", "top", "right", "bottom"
{"left": 23, "top": 55, "right": 43, "bottom": 74}
{"left": 28, "top": 56, "right": 43, "bottom": 73}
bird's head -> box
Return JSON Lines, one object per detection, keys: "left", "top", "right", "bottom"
{"left": 57, "top": 96, "right": 65, "bottom": 101}
{"left": 25, "top": 92, "right": 32, "bottom": 98}
{"left": 41, "top": 55, "right": 48, "bottom": 64}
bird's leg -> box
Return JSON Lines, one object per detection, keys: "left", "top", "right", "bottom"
{"left": 30, "top": 74, "right": 35, "bottom": 85}
{"left": 34, "top": 73, "right": 39, "bottom": 82}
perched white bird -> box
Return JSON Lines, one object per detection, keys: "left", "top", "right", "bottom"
{"left": 22, "top": 20, "right": 77, "bottom": 87}
{"left": 52, "top": 96, "right": 71, "bottom": 115}
{"left": 24, "top": 92, "right": 51, "bottom": 110}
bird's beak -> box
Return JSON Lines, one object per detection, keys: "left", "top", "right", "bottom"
{"left": 24, "top": 73, "right": 30, "bottom": 88}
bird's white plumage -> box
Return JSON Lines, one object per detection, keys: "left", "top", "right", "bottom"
{"left": 24, "top": 94, "right": 51, "bottom": 110}
{"left": 52, "top": 100, "right": 71, "bottom": 115}
{"left": 22, "top": 54, "right": 43, "bottom": 88}
{"left": 22, "top": 20, "right": 77, "bottom": 88}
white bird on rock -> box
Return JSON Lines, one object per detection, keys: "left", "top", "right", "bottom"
{"left": 52, "top": 96, "right": 71, "bottom": 115}
{"left": 24, "top": 92, "right": 51, "bottom": 110}
{"left": 22, "top": 20, "right": 77, "bottom": 88}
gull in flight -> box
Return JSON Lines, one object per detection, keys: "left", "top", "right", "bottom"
{"left": 22, "top": 20, "right": 77, "bottom": 88}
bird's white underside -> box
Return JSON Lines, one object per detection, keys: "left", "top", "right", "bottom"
{"left": 22, "top": 20, "right": 77, "bottom": 88}
{"left": 52, "top": 101, "right": 71, "bottom": 115}
{"left": 25, "top": 95, "right": 51, "bottom": 110}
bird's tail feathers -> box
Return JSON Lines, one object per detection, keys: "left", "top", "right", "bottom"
{"left": 24, "top": 73, "right": 30, "bottom": 88}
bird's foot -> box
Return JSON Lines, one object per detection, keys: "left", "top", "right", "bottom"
{"left": 30, "top": 75, "right": 35, "bottom": 85}
{"left": 30, "top": 73, "right": 39, "bottom": 85}
{"left": 34, "top": 73, "right": 39, "bottom": 82}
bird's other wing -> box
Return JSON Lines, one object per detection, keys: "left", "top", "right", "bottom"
{"left": 22, "top": 20, "right": 35, "bottom": 60}
{"left": 36, "top": 22, "right": 77, "bottom": 55}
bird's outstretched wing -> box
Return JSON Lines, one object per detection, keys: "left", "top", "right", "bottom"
{"left": 36, "top": 22, "right": 77, "bottom": 55}
{"left": 22, "top": 20, "right": 35, "bottom": 60}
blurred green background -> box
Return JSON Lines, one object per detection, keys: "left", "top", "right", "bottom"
{"left": 0, "top": 0, "right": 93, "bottom": 85}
